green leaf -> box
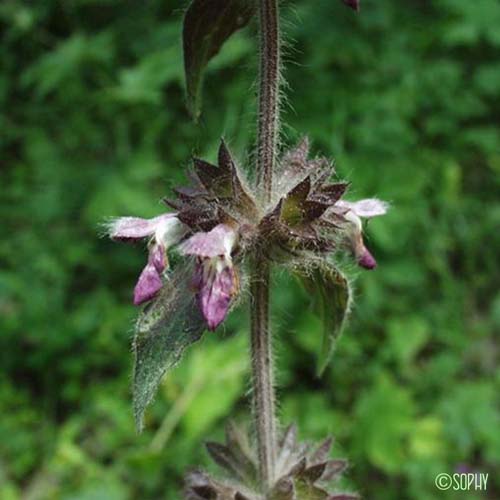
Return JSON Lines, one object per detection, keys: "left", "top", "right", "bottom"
{"left": 296, "top": 260, "right": 352, "bottom": 376}
{"left": 133, "top": 264, "right": 206, "bottom": 431}
{"left": 183, "top": 0, "right": 255, "bottom": 120}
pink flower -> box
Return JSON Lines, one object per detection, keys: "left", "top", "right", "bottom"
{"left": 337, "top": 199, "right": 389, "bottom": 270}
{"left": 181, "top": 224, "right": 239, "bottom": 330}
{"left": 106, "top": 213, "right": 187, "bottom": 304}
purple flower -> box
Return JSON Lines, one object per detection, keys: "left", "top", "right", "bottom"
{"left": 181, "top": 224, "right": 239, "bottom": 331}
{"left": 106, "top": 213, "right": 187, "bottom": 305}
{"left": 337, "top": 199, "right": 389, "bottom": 270}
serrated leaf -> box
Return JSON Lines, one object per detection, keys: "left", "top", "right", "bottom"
{"left": 297, "top": 261, "right": 352, "bottom": 376}
{"left": 133, "top": 264, "right": 206, "bottom": 431}
{"left": 183, "top": 0, "right": 255, "bottom": 119}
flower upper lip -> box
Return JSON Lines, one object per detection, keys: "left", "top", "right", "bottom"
{"left": 105, "top": 213, "right": 188, "bottom": 305}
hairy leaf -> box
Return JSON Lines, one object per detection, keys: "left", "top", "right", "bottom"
{"left": 183, "top": 0, "right": 255, "bottom": 119}
{"left": 297, "top": 261, "right": 352, "bottom": 376}
{"left": 133, "top": 264, "right": 206, "bottom": 431}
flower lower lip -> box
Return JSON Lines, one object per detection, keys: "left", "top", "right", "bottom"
{"left": 358, "top": 250, "right": 377, "bottom": 270}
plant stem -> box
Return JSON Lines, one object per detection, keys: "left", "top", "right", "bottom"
{"left": 250, "top": 259, "right": 276, "bottom": 492}
{"left": 252, "top": 0, "right": 280, "bottom": 493}
{"left": 257, "top": 0, "right": 280, "bottom": 203}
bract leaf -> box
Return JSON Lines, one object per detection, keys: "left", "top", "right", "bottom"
{"left": 297, "top": 260, "right": 352, "bottom": 376}
{"left": 183, "top": 0, "right": 255, "bottom": 119}
{"left": 281, "top": 176, "right": 312, "bottom": 226}
{"left": 133, "top": 264, "right": 206, "bottom": 431}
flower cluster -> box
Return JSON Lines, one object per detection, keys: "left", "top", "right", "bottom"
{"left": 185, "top": 422, "right": 359, "bottom": 500}
{"left": 106, "top": 139, "right": 387, "bottom": 331}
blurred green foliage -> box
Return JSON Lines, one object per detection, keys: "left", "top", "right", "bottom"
{"left": 1, "top": 0, "right": 499, "bottom": 499}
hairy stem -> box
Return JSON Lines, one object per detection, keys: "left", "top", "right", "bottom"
{"left": 251, "top": 0, "right": 280, "bottom": 493}
{"left": 251, "top": 0, "right": 280, "bottom": 491}
{"left": 257, "top": 0, "right": 280, "bottom": 203}
{"left": 250, "top": 259, "right": 276, "bottom": 492}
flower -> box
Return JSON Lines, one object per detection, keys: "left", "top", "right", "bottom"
{"left": 106, "top": 213, "right": 187, "bottom": 304}
{"left": 181, "top": 224, "right": 239, "bottom": 330}
{"left": 336, "top": 199, "right": 389, "bottom": 269}
{"left": 105, "top": 139, "right": 388, "bottom": 331}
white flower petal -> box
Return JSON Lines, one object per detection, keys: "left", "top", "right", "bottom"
{"left": 337, "top": 199, "right": 389, "bottom": 218}
{"left": 106, "top": 213, "right": 176, "bottom": 241}
{"left": 180, "top": 224, "right": 237, "bottom": 258}
{"left": 155, "top": 216, "right": 188, "bottom": 247}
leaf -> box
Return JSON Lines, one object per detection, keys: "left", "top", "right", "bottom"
{"left": 300, "top": 462, "right": 327, "bottom": 483}
{"left": 309, "top": 437, "right": 333, "bottom": 464}
{"left": 205, "top": 442, "right": 243, "bottom": 480}
{"left": 133, "top": 264, "right": 206, "bottom": 431}
{"left": 193, "top": 157, "right": 232, "bottom": 197}
{"left": 297, "top": 260, "right": 352, "bottom": 376}
{"left": 183, "top": 0, "right": 255, "bottom": 119}
{"left": 294, "top": 481, "right": 330, "bottom": 500}
{"left": 281, "top": 176, "right": 312, "bottom": 226}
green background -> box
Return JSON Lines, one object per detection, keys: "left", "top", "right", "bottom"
{"left": 1, "top": 0, "right": 499, "bottom": 499}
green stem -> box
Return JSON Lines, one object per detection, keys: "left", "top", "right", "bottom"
{"left": 257, "top": 0, "right": 280, "bottom": 204}
{"left": 251, "top": 1, "right": 281, "bottom": 492}
{"left": 250, "top": 259, "right": 276, "bottom": 492}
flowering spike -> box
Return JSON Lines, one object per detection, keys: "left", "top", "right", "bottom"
{"left": 186, "top": 423, "right": 356, "bottom": 499}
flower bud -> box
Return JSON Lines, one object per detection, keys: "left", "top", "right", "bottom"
{"left": 343, "top": 210, "right": 377, "bottom": 270}
{"left": 133, "top": 244, "right": 165, "bottom": 305}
